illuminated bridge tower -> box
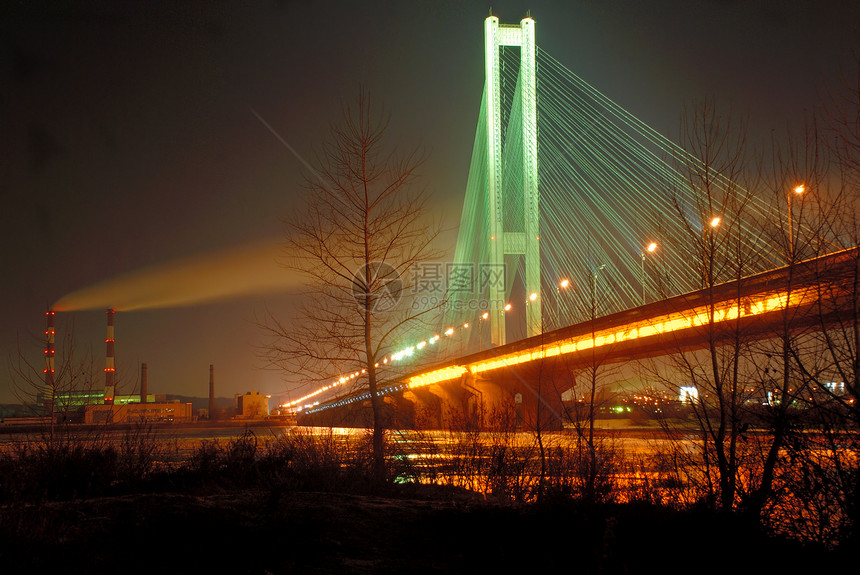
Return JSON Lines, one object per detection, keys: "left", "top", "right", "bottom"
{"left": 485, "top": 14, "right": 540, "bottom": 346}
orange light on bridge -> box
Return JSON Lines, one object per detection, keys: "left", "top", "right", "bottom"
{"left": 408, "top": 366, "right": 468, "bottom": 388}
{"left": 409, "top": 286, "right": 814, "bottom": 387}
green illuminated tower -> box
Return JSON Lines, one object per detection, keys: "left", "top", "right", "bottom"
{"left": 484, "top": 14, "right": 540, "bottom": 345}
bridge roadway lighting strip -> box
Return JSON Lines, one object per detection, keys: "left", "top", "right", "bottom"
{"left": 408, "top": 286, "right": 816, "bottom": 389}
{"left": 284, "top": 332, "right": 449, "bottom": 412}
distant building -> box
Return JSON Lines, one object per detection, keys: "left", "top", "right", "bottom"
{"left": 235, "top": 392, "right": 269, "bottom": 418}
{"left": 84, "top": 401, "right": 193, "bottom": 424}
{"left": 37, "top": 391, "right": 156, "bottom": 413}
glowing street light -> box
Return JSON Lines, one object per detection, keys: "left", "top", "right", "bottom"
{"left": 710, "top": 216, "right": 721, "bottom": 228}
{"left": 504, "top": 303, "right": 512, "bottom": 312}
{"left": 641, "top": 242, "right": 658, "bottom": 305}
{"left": 479, "top": 312, "right": 490, "bottom": 351}
{"left": 788, "top": 184, "right": 805, "bottom": 250}
{"left": 556, "top": 278, "right": 571, "bottom": 328}
{"left": 529, "top": 292, "right": 538, "bottom": 302}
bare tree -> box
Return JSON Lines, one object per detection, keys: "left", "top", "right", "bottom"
{"left": 774, "top": 56, "right": 860, "bottom": 544}
{"left": 9, "top": 313, "right": 98, "bottom": 446}
{"left": 264, "top": 93, "right": 441, "bottom": 481}
{"left": 642, "top": 100, "right": 769, "bottom": 511}
{"left": 644, "top": 95, "right": 858, "bottom": 542}
{"left": 558, "top": 265, "right": 622, "bottom": 503}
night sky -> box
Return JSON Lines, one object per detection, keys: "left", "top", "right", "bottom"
{"left": 2, "top": 1, "right": 858, "bottom": 404}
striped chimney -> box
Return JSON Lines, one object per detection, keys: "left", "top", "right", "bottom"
{"left": 104, "top": 309, "right": 115, "bottom": 404}
{"left": 44, "top": 310, "right": 56, "bottom": 407}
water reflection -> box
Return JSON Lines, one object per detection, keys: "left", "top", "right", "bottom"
{"left": 1, "top": 423, "right": 852, "bottom": 545}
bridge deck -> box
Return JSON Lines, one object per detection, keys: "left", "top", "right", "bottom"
{"left": 307, "top": 247, "right": 857, "bottom": 419}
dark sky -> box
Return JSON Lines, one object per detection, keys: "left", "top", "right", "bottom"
{"left": 2, "top": 1, "right": 858, "bottom": 404}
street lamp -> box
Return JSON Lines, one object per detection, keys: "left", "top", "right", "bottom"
{"left": 709, "top": 216, "right": 721, "bottom": 228}
{"left": 479, "top": 311, "right": 489, "bottom": 351}
{"left": 640, "top": 242, "right": 657, "bottom": 305}
{"left": 556, "top": 278, "right": 570, "bottom": 328}
{"left": 788, "top": 184, "right": 805, "bottom": 251}
{"left": 587, "top": 264, "right": 606, "bottom": 323}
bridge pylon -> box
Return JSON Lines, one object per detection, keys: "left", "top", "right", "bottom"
{"left": 484, "top": 15, "right": 540, "bottom": 346}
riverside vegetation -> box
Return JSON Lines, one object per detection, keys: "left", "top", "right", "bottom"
{"left": 0, "top": 423, "right": 853, "bottom": 574}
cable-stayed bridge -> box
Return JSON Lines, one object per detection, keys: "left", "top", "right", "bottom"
{"left": 294, "top": 15, "right": 837, "bottom": 429}
{"left": 446, "top": 15, "right": 781, "bottom": 347}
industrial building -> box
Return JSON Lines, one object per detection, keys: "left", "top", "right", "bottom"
{"left": 36, "top": 391, "right": 156, "bottom": 412}
{"left": 22, "top": 310, "right": 268, "bottom": 426}
{"left": 235, "top": 391, "right": 269, "bottom": 418}
{"left": 84, "top": 401, "right": 193, "bottom": 424}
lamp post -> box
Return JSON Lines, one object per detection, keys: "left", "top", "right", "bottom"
{"left": 479, "top": 311, "right": 489, "bottom": 351}
{"left": 640, "top": 242, "right": 657, "bottom": 306}
{"left": 788, "top": 184, "right": 805, "bottom": 253}
{"left": 526, "top": 292, "right": 538, "bottom": 336}
{"left": 556, "top": 278, "right": 570, "bottom": 328}
{"left": 588, "top": 264, "right": 606, "bottom": 323}
{"left": 700, "top": 216, "right": 721, "bottom": 286}
{"left": 444, "top": 326, "right": 454, "bottom": 359}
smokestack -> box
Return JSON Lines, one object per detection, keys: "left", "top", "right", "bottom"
{"left": 104, "top": 309, "right": 115, "bottom": 404}
{"left": 44, "top": 309, "right": 56, "bottom": 414}
{"left": 140, "top": 363, "right": 148, "bottom": 404}
{"left": 209, "top": 364, "right": 215, "bottom": 420}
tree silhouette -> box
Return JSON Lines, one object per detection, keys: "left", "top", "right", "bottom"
{"left": 264, "top": 92, "right": 441, "bottom": 480}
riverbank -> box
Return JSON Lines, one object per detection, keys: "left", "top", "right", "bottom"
{"left": 0, "top": 485, "right": 846, "bottom": 574}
